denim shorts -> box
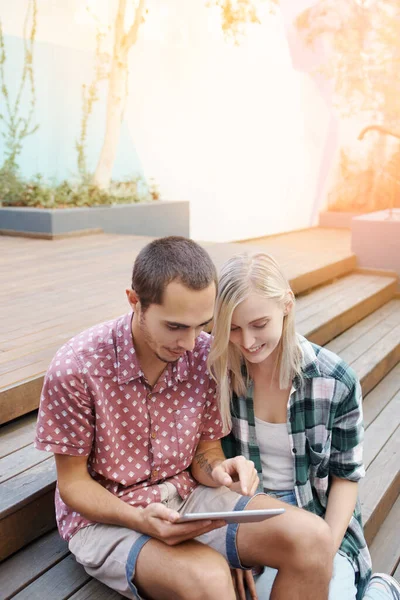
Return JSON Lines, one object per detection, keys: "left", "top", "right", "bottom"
{"left": 69, "top": 482, "right": 259, "bottom": 600}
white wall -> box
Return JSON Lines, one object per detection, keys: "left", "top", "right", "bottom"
{"left": 0, "top": 0, "right": 332, "bottom": 242}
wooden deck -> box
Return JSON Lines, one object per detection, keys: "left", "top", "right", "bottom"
{"left": 0, "top": 228, "right": 355, "bottom": 425}
{"left": 1, "top": 226, "right": 399, "bottom": 597}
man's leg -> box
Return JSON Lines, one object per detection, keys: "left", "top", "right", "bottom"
{"left": 69, "top": 521, "right": 236, "bottom": 600}
{"left": 134, "top": 538, "right": 236, "bottom": 600}
{"left": 237, "top": 494, "right": 333, "bottom": 600}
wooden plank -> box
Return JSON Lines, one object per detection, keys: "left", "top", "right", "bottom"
{"left": 326, "top": 299, "right": 400, "bottom": 356}
{"left": 0, "top": 457, "right": 56, "bottom": 517}
{"left": 325, "top": 302, "right": 400, "bottom": 366}
{"left": 0, "top": 529, "right": 68, "bottom": 599}
{"left": 363, "top": 364, "right": 400, "bottom": 430}
{"left": 290, "top": 256, "right": 357, "bottom": 296}
{"left": 12, "top": 554, "right": 90, "bottom": 600}
{"left": 69, "top": 579, "right": 124, "bottom": 600}
{"left": 296, "top": 273, "right": 372, "bottom": 314}
{"left": 0, "top": 489, "right": 56, "bottom": 561}
{"left": 394, "top": 562, "right": 400, "bottom": 583}
{"left": 0, "top": 376, "right": 43, "bottom": 425}
{"left": 352, "top": 325, "right": 400, "bottom": 396}
{"left": 363, "top": 392, "right": 400, "bottom": 470}
{"left": 360, "top": 429, "right": 400, "bottom": 546}
{"left": 298, "top": 278, "right": 398, "bottom": 346}
{"left": 0, "top": 413, "right": 37, "bottom": 458}
{"left": 369, "top": 496, "right": 400, "bottom": 575}
{"left": 0, "top": 443, "right": 50, "bottom": 484}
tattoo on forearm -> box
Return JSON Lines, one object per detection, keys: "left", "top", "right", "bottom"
{"left": 194, "top": 452, "right": 213, "bottom": 476}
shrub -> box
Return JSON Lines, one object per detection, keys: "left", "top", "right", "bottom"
{"left": 0, "top": 169, "right": 158, "bottom": 208}
{"left": 328, "top": 148, "right": 400, "bottom": 213}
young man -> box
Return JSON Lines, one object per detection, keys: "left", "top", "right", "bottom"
{"left": 35, "top": 237, "right": 333, "bottom": 600}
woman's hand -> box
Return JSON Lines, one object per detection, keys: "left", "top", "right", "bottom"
{"left": 231, "top": 568, "right": 258, "bottom": 600}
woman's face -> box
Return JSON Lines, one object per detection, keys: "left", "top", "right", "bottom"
{"left": 229, "top": 293, "right": 287, "bottom": 365}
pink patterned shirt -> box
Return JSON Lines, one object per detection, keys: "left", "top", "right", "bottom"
{"left": 35, "top": 313, "right": 223, "bottom": 541}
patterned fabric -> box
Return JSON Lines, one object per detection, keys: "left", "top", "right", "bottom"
{"left": 222, "top": 335, "right": 372, "bottom": 600}
{"left": 35, "top": 313, "right": 224, "bottom": 541}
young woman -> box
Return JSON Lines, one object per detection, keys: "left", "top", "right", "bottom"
{"left": 208, "top": 252, "right": 400, "bottom": 600}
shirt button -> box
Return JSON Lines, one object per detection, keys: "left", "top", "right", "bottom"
{"left": 292, "top": 448, "right": 297, "bottom": 454}
{"left": 151, "top": 432, "right": 156, "bottom": 439}
{"left": 152, "top": 469, "right": 158, "bottom": 478}
{"left": 295, "top": 480, "right": 301, "bottom": 486}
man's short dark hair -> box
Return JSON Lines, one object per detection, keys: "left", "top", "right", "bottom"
{"left": 131, "top": 236, "right": 217, "bottom": 309}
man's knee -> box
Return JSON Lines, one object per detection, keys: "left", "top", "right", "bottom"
{"left": 183, "top": 552, "right": 234, "bottom": 600}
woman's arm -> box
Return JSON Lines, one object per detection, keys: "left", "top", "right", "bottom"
{"left": 324, "top": 368, "right": 365, "bottom": 554}
{"left": 324, "top": 476, "right": 358, "bottom": 554}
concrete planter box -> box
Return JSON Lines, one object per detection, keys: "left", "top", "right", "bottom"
{"left": 351, "top": 209, "right": 400, "bottom": 278}
{"left": 0, "top": 200, "right": 190, "bottom": 238}
{"left": 319, "top": 210, "right": 364, "bottom": 229}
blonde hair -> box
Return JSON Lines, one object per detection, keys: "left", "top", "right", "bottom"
{"left": 208, "top": 253, "right": 303, "bottom": 433}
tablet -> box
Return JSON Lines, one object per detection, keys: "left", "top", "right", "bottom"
{"left": 176, "top": 508, "right": 285, "bottom": 524}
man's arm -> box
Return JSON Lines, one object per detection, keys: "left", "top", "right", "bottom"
{"left": 191, "top": 439, "right": 259, "bottom": 496}
{"left": 55, "top": 454, "right": 143, "bottom": 528}
{"left": 55, "top": 454, "right": 225, "bottom": 545}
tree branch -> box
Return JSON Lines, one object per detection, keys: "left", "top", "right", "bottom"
{"left": 122, "top": 0, "right": 146, "bottom": 53}
{"left": 358, "top": 124, "right": 400, "bottom": 141}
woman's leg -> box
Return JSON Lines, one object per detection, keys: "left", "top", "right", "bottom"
{"left": 251, "top": 552, "right": 357, "bottom": 600}
{"left": 247, "top": 491, "right": 357, "bottom": 600}
{"left": 327, "top": 553, "right": 357, "bottom": 600}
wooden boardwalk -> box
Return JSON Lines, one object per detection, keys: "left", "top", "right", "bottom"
{"left": 0, "top": 228, "right": 354, "bottom": 424}
{"left": 1, "top": 226, "right": 399, "bottom": 597}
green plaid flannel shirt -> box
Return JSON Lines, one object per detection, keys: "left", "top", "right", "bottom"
{"left": 222, "top": 335, "right": 372, "bottom": 599}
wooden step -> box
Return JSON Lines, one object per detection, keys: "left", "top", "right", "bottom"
{"left": 0, "top": 304, "right": 398, "bottom": 561}
{"left": 296, "top": 272, "right": 398, "bottom": 347}
{"left": 369, "top": 495, "right": 400, "bottom": 576}
{"left": 325, "top": 299, "right": 400, "bottom": 396}
{"left": 0, "top": 527, "right": 121, "bottom": 600}
{"left": 1, "top": 269, "right": 394, "bottom": 428}
{"left": 1, "top": 367, "right": 398, "bottom": 565}
{"left": 0, "top": 366, "right": 399, "bottom": 595}
{"left": 0, "top": 529, "right": 68, "bottom": 599}
{"left": 360, "top": 366, "right": 400, "bottom": 546}
{"left": 0, "top": 234, "right": 356, "bottom": 427}
{"left": 0, "top": 433, "right": 57, "bottom": 561}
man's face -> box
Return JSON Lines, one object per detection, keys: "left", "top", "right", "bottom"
{"left": 131, "top": 280, "right": 216, "bottom": 363}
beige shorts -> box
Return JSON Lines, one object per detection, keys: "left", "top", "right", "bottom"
{"left": 69, "top": 483, "right": 257, "bottom": 599}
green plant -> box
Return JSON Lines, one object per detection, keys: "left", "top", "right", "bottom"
{"left": 0, "top": 0, "right": 39, "bottom": 172}
{"left": 328, "top": 147, "right": 400, "bottom": 212}
{"left": 0, "top": 170, "right": 157, "bottom": 208}
{"left": 76, "top": 26, "right": 110, "bottom": 179}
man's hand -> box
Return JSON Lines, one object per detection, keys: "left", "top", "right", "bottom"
{"left": 211, "top": 456, "right": 259, "bottom": 496}
{"left": 133, "top": 502, "right": 226, "bottom": 546}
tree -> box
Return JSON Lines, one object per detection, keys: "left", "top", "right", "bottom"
{"left": 295, "top": 0, "right": 400, "bottom": 212}
{"left": 88, "top": 0, "right": 278, "bottom": 190}
{"left": 295, "top": 0, "right": 400, "bottom": 122}
{"left": 0, "top": 0, "right": 38, "bottom": 172}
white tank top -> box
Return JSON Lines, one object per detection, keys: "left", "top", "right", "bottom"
{"left": 255, "top": 417, "right": 295, "bottom": 490}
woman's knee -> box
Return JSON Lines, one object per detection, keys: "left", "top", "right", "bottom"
{"left": 283, "top": 513, "right": 334, "bottom": 576}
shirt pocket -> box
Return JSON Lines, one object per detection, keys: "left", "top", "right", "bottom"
{"left": 306, "top": 436, "right": 331, "bottom": 479}
{"left": 173, "top": 407, "right": 203, "bottom": 463}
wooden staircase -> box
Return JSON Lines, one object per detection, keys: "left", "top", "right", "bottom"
{"left": 0, "top": 236, "right": 399, "bottom": 599}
